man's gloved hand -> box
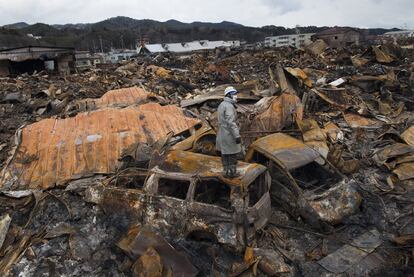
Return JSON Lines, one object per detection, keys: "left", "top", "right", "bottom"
{"left": 235, "top": 137, "right": 242, "bottom": 144}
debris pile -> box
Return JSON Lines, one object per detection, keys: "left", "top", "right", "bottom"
{"left": 0, "top": 41, "right": 414, "bottom": 276}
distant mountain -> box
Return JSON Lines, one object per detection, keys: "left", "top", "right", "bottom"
{"left": 3, "top": 22, "right": 30, "bottom": 29}
{"left": 0, "top": 17, "right": 400, "bottom": 51}
{"left": 52, "top": 23, "right": 90, "bottom": 30}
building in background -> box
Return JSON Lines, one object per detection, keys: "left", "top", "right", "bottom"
{"left": 264, "top": 33, "right": 314, "bottom": 48}
{"left": 137, "top": 40, "right": 240, "bottom": 55}
{"left": 0, "top": 46, "right": 75, "bottom": 76}
{"left": 383, "top": 30, "right": 414, "bottom": 40}
{"left": 104, "top": 50, "right": 138, "bottom": 63}
{"left": 312, "top": 27, "right": 363, "bottom": 48}
{"left": 75, "top": 51, "right": 104, "bottom": 69}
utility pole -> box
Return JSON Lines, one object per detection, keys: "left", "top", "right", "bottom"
{"left": 120, "top": 35, "right": 125, "bottom": 50}
{"left": 99, "top": 35, "right": 104, "bottom": 53}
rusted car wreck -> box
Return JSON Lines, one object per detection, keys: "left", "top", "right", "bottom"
{"left": 245, "top": 133, "right": 362, "bottom": 230}
{"left": 85, "top": 150, "right": 271, "bottom": 250}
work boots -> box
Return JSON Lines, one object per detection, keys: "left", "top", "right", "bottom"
{"left": 223, "top": 166, "right": 231, "bottom": 178}
{"left": 228, "top": 165, "right": 240, "bottom": 178}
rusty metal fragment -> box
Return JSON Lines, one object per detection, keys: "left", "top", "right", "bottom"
{"left": 323, "top": 122, "right": 343, "bottom": 143}
{"left": 401, "top": 125, "right": 414, "bottom": 147}
{"left": 393, "top": 163, "right": 414, "bottom": 181}
{"left": 246, "top": 133, "right": 320, "bottom": 170}
{"left": 308, "top": 179, "right": 362, "bottom": 224}
{"left": 310, "top": 88, "right": 351, "bottom": 110}
{"left": 318, "top": 229, "right": 382, "bottom": 274}
{"left": 373, "top": 143, "right": 414, "bottom": 166}
{"left": 171, "top": 124, "right": 216, "bottom": 155}
{"left": 285, "top": 67, "right": 313, "bottom": 88}
{"left": 180, "top": 83, "right": 260, "bottom": 108}
{"left": 372, "top": 46, "right": 395, "bottom": 63}
{"left": 0, "top": 214, "right": 11, "bottom": 250}
{"left": 305, "top": 39, "right": 328, "bottom": 56}
{"left": 118, "top": 225, "right": 198, "bottom": 277}
{"left": 74, "top": 86, "right": 155, "bottom": 111}
{"left": 297, "top": 118, "right": 329, "bottom": 159}
{"left": 242, "top": 93, "right": 303, "bottom": 139}
{"left": 344, "top": 113, "right": 383, "bottom": 128}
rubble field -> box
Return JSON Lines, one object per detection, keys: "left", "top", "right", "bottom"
{"left": 1, "top": 40, "right": 414, "bottom": 276}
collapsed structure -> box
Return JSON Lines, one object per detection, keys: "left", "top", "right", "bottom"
{"left": 0, "top": 36, "right": 413, "bottom": 276}
{"left": 0, "top": 46, "right": 75, "bottom": 76}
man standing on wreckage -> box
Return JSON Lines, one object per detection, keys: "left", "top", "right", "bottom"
{"left": 216, "top": 86, "right": 242, "bottom": 178}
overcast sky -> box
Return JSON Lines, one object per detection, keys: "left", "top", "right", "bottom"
{"left": 0, "top": 0, "right": 413, "bottom": 29}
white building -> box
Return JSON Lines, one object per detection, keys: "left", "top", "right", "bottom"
{"left": 137, "top": 40, "right": 240, "bottom": 55}
{"left": 105, "top": 50, "right": 138, "bottom": 63}
{"left": 264, "top": 33, "right": 314, "bottom": 48}
{"left": 383, "top": 30, "right": 414, "bottom": 39}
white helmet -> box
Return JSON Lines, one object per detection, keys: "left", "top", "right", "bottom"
{"left": 224, "top": 86, "right": 237, "bottom": 96}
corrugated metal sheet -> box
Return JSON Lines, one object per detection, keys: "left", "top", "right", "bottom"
{"left": 0, "top": 103, "right": 201, "bottom": 190}
{"left": 76, "top": 86, "right": 153, "bottom": 111}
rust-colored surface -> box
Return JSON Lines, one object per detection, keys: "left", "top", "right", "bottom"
{"left": 157, "top": 150, "right": 267, "bottom": 188}
{"left": 312, "top": 89, "right": 351, "bottom": 110}
{"left": 401, "top": 125, "right": 414, "bottom": 147}
{"left": 372, "top": 46, "right": 394, "bottom": 64}
{"left": 285, "top": 67, "right": 313, "bottom": 87}
{"left": 323, "top": 122, "right": 343, "bottom": 142}
{"left": 76, "top": 86, "right": 153, "bottom": 111}
{"left": 309, "top": 180, "right": 362, "bottom": 224}
{"left": 297, "top": 118, "right": 329, "bottom": 159}
{"left": 373, "top": 143, "right": 414, "bottom": 166}
{"left": 244, "top": 93, "right": 303, "bottom": 134}
{"left": 245, "top": 133, "right": 320, "bottom": 170}
{"left": 0, "top": 103, "right": 201, "bottom": 189}
{"left": 393, "top": 163, "right": 414, "bottom": 181}
{"left": 344, "top": 113, "right": 383, "bottom": 128}
{"left": 171, "top": 124, "right": 216, "bottom": 152}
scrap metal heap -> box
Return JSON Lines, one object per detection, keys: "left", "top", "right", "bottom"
{"left": 0, "top": 41, "right": 414, "bottom": 276}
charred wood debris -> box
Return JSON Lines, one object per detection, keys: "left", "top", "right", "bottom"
{"left": 0, "top": 40, "right": 414, "bottom": 276}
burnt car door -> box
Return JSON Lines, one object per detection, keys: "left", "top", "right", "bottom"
{"left": 143, "top": 174, "right": 191, "bottom": 238}
{"left": 246, "top": 171, "right": 272, "bottom": 231}
{"left": 186, "top": 178, "right": 238, "bottom": 247}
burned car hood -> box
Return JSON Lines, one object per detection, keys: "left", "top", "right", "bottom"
{"left": 154, "top": 150, "right": 267, "bottom": 188}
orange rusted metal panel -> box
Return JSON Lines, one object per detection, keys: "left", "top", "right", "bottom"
{"left": 76, "top": 86, "right": 153, "bottom": 111}
{"left": 244, "top": 93, "right": 303, "bottom": 134}
{"left": 344, "top": 113, "right": 383, "bottom": 128}
{"left": 0, "top": 103, "right": 201, "bottom": 190}
{"left": 401, "top": 125, "right": 414, "bottom": 147}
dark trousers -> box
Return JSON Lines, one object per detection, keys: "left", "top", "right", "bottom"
{"left": 221, "top": 154, "right": 238, "bottom": 170}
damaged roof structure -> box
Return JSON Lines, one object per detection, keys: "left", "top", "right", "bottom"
{"left": 0, "top": 46, "right": 75, "bottom": 76}
{"left": 312, "top": 27, "right": 364, "bottom": 48}
{"left": 137, "top": 40, "right": 240, "bottom": 55}
{"left": 0, "top": 33, "right": 414, "bottom": 276}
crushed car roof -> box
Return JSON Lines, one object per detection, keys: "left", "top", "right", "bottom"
{"left": 154, "top": 150, "right": 267, "bottom": 188}
{"left": 245, "top": 133, "right": 320, "bottom": 170}
{"left": 0, "top": 103, "right": 201, "bottom": 190}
